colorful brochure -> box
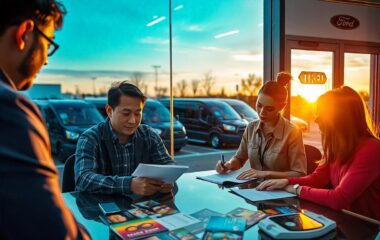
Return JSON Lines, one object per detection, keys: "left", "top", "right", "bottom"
{"left": 141, "top": 228, "right": 199, "bottom": 240}
{"left": 130, "top": 200, "right": 179, "bottom": 218}
{"left": 186, "top": 208, "right": 225, "bottom": 234}
{"left": 110, "top": 217, "right": 168, "bottom": 240}
{"left": 202, "top": 216, "right": 246, "bottom": 240}
{"left": 99, "top": 211, "right": 136, "bottom": 225}
{"left": 226, "top": 207, "right": 267, "bottom": 229}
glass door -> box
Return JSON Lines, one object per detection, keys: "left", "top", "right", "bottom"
{"left": 344, "top": 53, "right": 371, "bottom": 110}
{"left": 289, "top": 49, "right": 334, "bottom": 149}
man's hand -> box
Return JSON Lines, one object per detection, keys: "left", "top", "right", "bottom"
{"left": 159, "top": 183, "right": 174, "bottom": 193}
{"left": 237, "top": 168, "right": 268, "bottom": 180}
{"left": 130, "top": 177, "right": 164, "bottom": 196}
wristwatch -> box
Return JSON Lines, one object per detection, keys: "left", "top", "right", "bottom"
{"left": 293, "top": 184, "right": 301, "bottom": 196}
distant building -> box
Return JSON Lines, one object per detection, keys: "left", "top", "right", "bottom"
{"left": 21, "top": 83, "right": 62, "bottom": 99}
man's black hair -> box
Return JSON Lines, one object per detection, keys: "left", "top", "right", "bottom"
{"left": 0, "top": 0, "right": 66, "bottom": 34}
{"left": 108, "top": 81, "right": 147, "bottom": 109}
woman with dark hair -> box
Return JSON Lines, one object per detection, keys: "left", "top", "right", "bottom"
{"left": 256, "top": 86, "right": 380, "bottom": 220}
{"left": 216, "top": 72, "right": 307, "bottom": 179}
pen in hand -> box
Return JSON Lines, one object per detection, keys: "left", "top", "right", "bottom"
{"left": 220, "top": 154, "right": 227, "bottom": 170}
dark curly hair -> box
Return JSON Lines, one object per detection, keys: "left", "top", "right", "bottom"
{"left": 0, "top": 0, "right": 66, "bottom": 34}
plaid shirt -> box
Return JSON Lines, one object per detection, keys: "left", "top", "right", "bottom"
{"left": 74, "top": 119, "right": 174, "bottom": 195}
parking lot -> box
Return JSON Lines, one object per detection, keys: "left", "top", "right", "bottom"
{"left": 55, "top": 126, "right": 321, "bottom": 184}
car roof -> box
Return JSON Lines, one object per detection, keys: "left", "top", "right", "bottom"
{"left": 215, "top": 98, "right": 246, "bottom": 104}
{"left": 84, "top": 98, "right": 156, "bottom": 105}
{"left": 159, "top": 98, "right": 228, "bottom": 104}
{"left": 34, "top": 99, "right": 93, "bottom": 107}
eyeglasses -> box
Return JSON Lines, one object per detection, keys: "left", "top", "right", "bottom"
{"left": 34, "top": 26, "right": 59, "bottom": 56}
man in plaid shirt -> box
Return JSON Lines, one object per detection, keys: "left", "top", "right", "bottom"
{"left": 74, "top": 82, "right": 174, "bottom": 196}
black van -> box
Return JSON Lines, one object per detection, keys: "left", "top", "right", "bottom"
{"left": 85, "top": 98, "right": 188, "bottom": 152}
{"left": 34, "top": 100, "right": 104, "bottom": 162}
{"left": 218, "top": 98, "right": 259, "bottom": 122}
{"left": 159, "top": 98, "right": 248, "bottom": 148}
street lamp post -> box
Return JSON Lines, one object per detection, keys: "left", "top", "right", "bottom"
{"left": 92, "top": 77, "right": 96, "bottom": 96}
{"left": 152, "top": 65, "right": 161, "bottom": 95}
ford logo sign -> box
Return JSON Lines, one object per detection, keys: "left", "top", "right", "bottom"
{"left": 330, "top": 15, "right": 360, "bottom": 30}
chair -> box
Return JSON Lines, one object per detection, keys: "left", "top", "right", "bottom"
{"left": 304, "top": 144, "right": 322, "bottom": 174}
{"left": 62, "top": 154, "right": 76, "bottom": 193}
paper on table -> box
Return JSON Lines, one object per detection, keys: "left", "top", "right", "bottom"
{"left": 155, "top": 213, "right": 201, "bottom": 231}
{"left": 230, "top": 188, "right": 296, "bottom": 202}
{"left": 196, "top": 162, "right": 253, "bottom": 185}
{"left": 132, "top": 164, "right": 189, "bottom": 183}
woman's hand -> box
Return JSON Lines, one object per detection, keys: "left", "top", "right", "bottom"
{"left": 256, "top": 179, "right": 289, "bottom": 191}
{"left": 237, "top": 169, "right": 268, "bottom": 179}
{"left": 216, "top": 159, "right": 241, "bottom": 174}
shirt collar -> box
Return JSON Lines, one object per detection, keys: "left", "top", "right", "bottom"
{"left": 255, "top": 115, "right": 285, "bottom": 140}
{"left": 108, "top": 119, "right": 119, "bottom": 143}
{"left": 272, "top": 115, "right": 285, "bottom": 140}
{"left": 107, "top": 118, "right": 138, "bottom": 145}
{"left": 0, "top": 69, "right": 17, "bottom": 90}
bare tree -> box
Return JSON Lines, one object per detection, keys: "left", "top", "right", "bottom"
{"left": 220, "top": 87, "right": 226, "bottom": 97}
{"left": 203, "top": 71, "right": 215, "bottom": 96}
{"left": 176, "top": 79, "right": 188, "bottom": 97}
{"left": 129, "top": 71, "right": 146, "bottom": 90}
{"left": 74, "top": 85, "right": 81, "bottom": 96}
{"left": 156, "top": 87, "right": 168, "bottom": 97}
{"left": 240, "top": 74, "right": 262, "bottom": 96}
{"left": 191, "top": 79, "right": 200, "bottom": 96}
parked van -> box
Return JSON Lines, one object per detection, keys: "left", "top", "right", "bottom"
{"left": 218, "top": 98, "right": 259, "bottom": 122}
{"left": 34, "top": 100, "right": 104, "bottom": 162}
{"left": 160, "top": 98, "right": 248, "bottom": 148}
{"left": 219, "top": 98, "right": 309, "bottom": 131}
{"left": 85, "top": 98, "right": 188, "bottom": 151}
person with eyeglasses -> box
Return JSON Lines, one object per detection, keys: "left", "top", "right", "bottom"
{"left": 216, "top": 72, "right": 307, "bottom": 179}
{"left": 0, "top": 0, "right": 90, "bottom": 239}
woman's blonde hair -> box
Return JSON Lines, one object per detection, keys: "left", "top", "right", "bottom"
{"left": 316, "top": 86, "right": 378, "bottom": 165}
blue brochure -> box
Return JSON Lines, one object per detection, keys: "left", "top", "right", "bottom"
{"left": 202, "top": 216, "right": 246, "bottom": 240}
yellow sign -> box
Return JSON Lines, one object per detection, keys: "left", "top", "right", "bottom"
{"left": 298, "top": 71, "right": 327, "bottom": 84}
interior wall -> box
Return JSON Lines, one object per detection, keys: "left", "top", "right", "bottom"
{"left": 285, "top": 0, "right": 380, "bottom": 43}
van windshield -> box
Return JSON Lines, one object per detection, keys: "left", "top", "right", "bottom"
{"left": 229, "top": 102, "right": 259, "bottom": 120}
{"left": 210, "top": 102, "right": 242, "bottom": 120}
{"left": 55, "top": 105, "right": 104, "bottom": 126}
{"left": 143, "top": 101, "right": 171, "bottom": 123}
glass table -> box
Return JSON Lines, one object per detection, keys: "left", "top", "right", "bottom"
{"left": 63, "top": 171, "right": 379, "bottom": 239}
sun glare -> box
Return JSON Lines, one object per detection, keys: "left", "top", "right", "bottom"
{"left": 298, "top": 88, "right": 325, "bottom": 103}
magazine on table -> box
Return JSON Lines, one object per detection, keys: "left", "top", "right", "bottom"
{"left": 130, "top": 200, "right": 179, "bottom": 218}
{"left": 226, "top": 207, "right": 267, "bottom": 229}
{"left": 186, "top": 208, "right": 225, "bottom": 234}
{"left": 110, "top": 217, "right": 168, "bottom": 240}
{"left": 201, "top": 216, "right": 246, "bottom": 240}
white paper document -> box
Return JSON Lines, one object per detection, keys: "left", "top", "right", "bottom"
{"left": 196, "top": 163, "right": 253, "bottom": 185}
{"left": 155, "top": 213, "right": 201, "bottom": 231}
{"left": 132, "top": 164, "right": 188, "bottom": 183}
{"left": 230, "top": 188, "right": 296, "bottom": 202}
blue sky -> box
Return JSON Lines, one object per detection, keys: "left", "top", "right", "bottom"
{"left": 37, "top": 0, "right": 264, "bottom": 95}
